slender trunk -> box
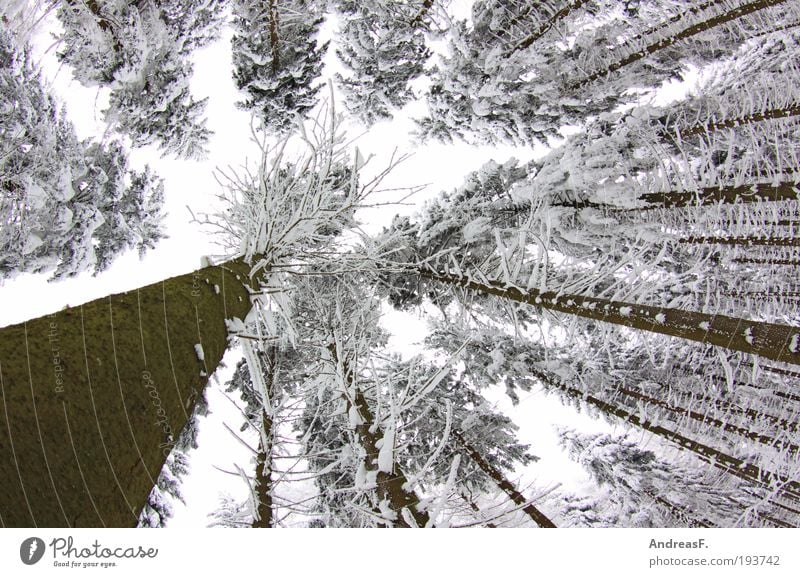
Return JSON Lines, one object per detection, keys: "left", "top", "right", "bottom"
{"left": 453, "top": 430, "right": 556, "bottom": 528}
{"left": 0, "top": 258, "right": 255, "bottom": 527}
{"left": 417, "top": 267, "right": 800, "bottom": 366}
{"left": 641, "top": 487, "right": 713, "bottom": 528}
{"left": 571, "top": 0, "right": 788, "bottom": 89}
{"left": 328, "top": 344, "right": 429, "bottom": 527}
{"left": 503, "top": 0, "right": 589, "bottom": 58}
{"left": 679, "top": 235, "right": 800, "bottom": 247}
{"left": 252, "top": 346, "right": 278, "bottom": 528}
{"left": 620, "top": 0, "right": 728, "bottom": 49}
{"left": 637, "top": 182, "right": 800, "bottom": 208}
{"left": 732, "top": 256, "right": 800, "bottom": 266}
{"left": 614, "top": 385, "right": 800, "bottom": 455}
{"left": 268, "top": 0, "right": 280, "bottom": 75}
{"left": 529, "top": 366, "right": 800, "bottom": 501}
{"left": 504, "top": 181, "right": 800, "bottom": 216}
{"left": 678, "top": 104, "right": 800, "bottom": 138}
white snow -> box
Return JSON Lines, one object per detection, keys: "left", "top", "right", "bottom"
{"left": 377, "top": 426, "right": 395, "bottom": 473}
{"left": 789, "top": 335, "right": 799, "bottom": 354}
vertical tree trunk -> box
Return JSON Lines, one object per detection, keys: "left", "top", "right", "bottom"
{"left": 252, "top": 346, "right": 278, "bottom": 528}
{"left": 0, "top": 258, "right": 254, "bottom": 527}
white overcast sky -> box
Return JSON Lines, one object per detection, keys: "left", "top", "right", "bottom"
{"left": 0, "top": 1, "right": 633, "bottom": 527}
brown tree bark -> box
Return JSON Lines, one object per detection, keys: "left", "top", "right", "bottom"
{"left": 503, "top": 0, "right": 589, "bottom": 58}
{"left": 453, "top": 430, "right": 556, "bottom": 528}
{"left": 328, "top": 344, "right": 429, "bottom": 527}
{"left": 0, "top": 258, "right": 254, "bottom": 527}
{"left": 417, "top": 267, "right": 800, "bottom": 366}
{"left": 528, "top": 366, "right": 800, "bottom": 501}
{"left": 678, "top": 104, "right": 800, "bottom": 138}
{"left": 252, "top": 346, "right": 278, "bottom": 528}
{"left": 571, "top": 0, "right": 788, "bottom": 89}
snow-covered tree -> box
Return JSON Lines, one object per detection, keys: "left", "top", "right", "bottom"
{"left": 0, "top": 31, "right": 165, "bottom": 280}
{"left": 334, "top": 0, "right": 438, "bottom": 126}
{"left": 56, "top": 0, "right": 215, "bottom": 158}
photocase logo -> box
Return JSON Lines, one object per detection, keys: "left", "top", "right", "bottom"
{"left": 20, "top": 537, "right": 46, "bottom": 565}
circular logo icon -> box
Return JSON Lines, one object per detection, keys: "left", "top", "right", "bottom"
{"left": 20, "top": 537, "right": 46, "bottom": 565}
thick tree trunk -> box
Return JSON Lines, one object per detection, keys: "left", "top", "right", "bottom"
{"left": 453, "top": 430, "right": 556, "bottom": 528}
{"left": 571, "top": 0, "right": 788, "bottom": 89}
{"left": 417, "top": 268, "right": 800, "bottom": 366}
{"left": 0, "top": 258, "right": 254, "bottom": 527}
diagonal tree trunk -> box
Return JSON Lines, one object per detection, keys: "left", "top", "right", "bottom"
{"left": 328, "top": 344, "right": 429, "bottom": 527}
{"left": 0, "top": 258, "right": 254, "bottom": 527}
{"left": 453, "top": 430, "right": 556, "bottom": 528}
{"left": 417, "top": 267, "right": 800, "bottom": 366}
{"left": 570, "top": 0, "right": 788, "bottom": 90}
{"left": 502, "top": 0, "right": 589, "bottom": 58}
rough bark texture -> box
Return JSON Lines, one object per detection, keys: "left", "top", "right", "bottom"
{"left": 418, "top": 268, "right": 800, "bottom": 366}
{"left": 453, "top": 430, "right": 556, "bottom": 528}
{"left": 0, "top": 258, "right": 254, "bottom": 527}
{"left": 637, "top": 182, "right": 800, "bottom": 208}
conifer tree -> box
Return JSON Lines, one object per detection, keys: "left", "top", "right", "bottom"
{"left": 231, "top": 0, "right": 327, "bottom": 133}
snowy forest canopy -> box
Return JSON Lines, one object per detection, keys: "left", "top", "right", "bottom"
{"left": 1, "top": 0, "right": 800, "bottom": 528}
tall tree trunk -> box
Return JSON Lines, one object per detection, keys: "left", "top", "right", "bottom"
{"left": 679, "top": 234, "right": 800, "bottom": 247}
{"left": 327, "top": 344, "right": 429, "bottom": 527}
{"left": 614, "top": 385, "right": 800, "bottom": 455}
{"left": 637, "top": 182, "right": 800, "bottom": 208}
{"left": 252, "top": 346, "right": 278, "bottom": 528}
{"left": 417, "top": 267, "right": 800, "bottom": 366}
{"left": 0, "top": 258, "right": 254, "bottom": 527}
{"left": 529, "top": 366, "right": 800, "bottom": 502}
{"left": 571, "top": 0, "right": 788, "bottom": 89}
{"left": 453, "top": 430, "right": 556, "bottom": 528}
{"left": 268, "top": 0, "right": 280, "bottom": 74}
{"left": 503, "top": 0, "right": 589, "bottom": 58}
{"left": 677, "top": 104, "right": 800, "bottom": 138}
